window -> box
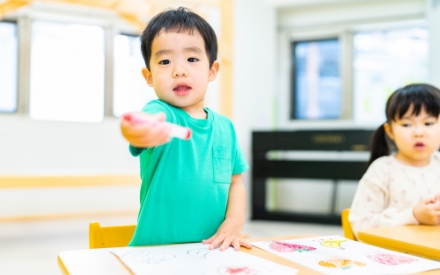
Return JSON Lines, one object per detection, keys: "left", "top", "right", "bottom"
{"left": 0, "top": 21, "right": 18, "bottom": 113}
{"left": 30, "top": 21, "right": 105, "bottom": 122}
{"left": 291, "top": 39, "right": 342, "bottom": 120}
{"left": 353, "top": 27, "right": 429, "bottom": 123}
{"left": 113, "top": 34, "right": 156, "bottom": 117}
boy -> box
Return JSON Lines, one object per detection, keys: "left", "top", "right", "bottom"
{"left": 120, "top": 7, "right": 251, "bottom": 251}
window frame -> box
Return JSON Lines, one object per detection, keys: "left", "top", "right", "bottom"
{"left": 277, "top": 19, "right": 426, "bottom": 129}
{"left": 3, "top": 9, "right": 139, "bottom": 121}
{"left": 0, "top": 19, "right": 19, "bottom": 114}
{"left": 290, "top": 37, "right": 342, "bottom": 120}
{"left": 277, "top": 28, "right": 354, "bottom": 128}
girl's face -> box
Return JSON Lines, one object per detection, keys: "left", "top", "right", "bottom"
{"left": 385, "top": 106, "right": 440, "bottom": 167}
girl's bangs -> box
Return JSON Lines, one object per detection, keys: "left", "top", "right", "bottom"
{"left": 387, "top": 85, "right": 440, "bottom": 121}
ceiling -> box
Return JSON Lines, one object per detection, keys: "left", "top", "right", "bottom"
{"left": 0, "top": 0, "right": 221, "bottom": 30}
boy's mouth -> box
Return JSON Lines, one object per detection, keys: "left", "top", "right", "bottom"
{"left": 414, "top": 142, "right": 425, "bottom": 150}
{"left": 173, "top": 85, "right": 191, "bottom": 96}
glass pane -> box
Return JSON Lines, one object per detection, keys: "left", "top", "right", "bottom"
{"left": 292, "top": 39, "right": 342, "bottom": 120}
{"left": 353, "top": 28, "right": 429, "bottom": 123}
{"left": 30, "top": 21, "right": 105, "bottom": 122}
{"left": 113, "top": 34, "right": 157, "bottom": 117}
{"left": 0, "top": 22, "right": 18, "bottom": 113}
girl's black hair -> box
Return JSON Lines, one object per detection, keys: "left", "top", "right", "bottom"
{"left": 367, "top": 83, "right": 440, "bottom": 167}
{"left": 140, "top": 7, "right": 217, "bottom": 70}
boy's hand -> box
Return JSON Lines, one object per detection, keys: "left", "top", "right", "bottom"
{"left": 202, "top": 217, "right": 252, "bottom": 251}
{"left": 120, "top": 112, "right": 171, "bottom": 148}
{"left": 413, "top": 197, "right": 440, "bottom": 225}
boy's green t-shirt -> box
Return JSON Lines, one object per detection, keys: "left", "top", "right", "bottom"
{"left": 129, "top": 99, "right": 249, "bottom": 246}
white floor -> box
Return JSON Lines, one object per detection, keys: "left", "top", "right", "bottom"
{"left": 0, "top": 215, "right": 342, "bottom": 275}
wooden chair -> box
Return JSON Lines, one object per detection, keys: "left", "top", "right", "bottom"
{"left": 89, "top": 222, "right": 136, "bottom": 249}
{"left": 341, "top": 208, "right": 356, "bottom": 241}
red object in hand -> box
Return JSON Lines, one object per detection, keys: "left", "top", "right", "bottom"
{"left": 122, "top": 113, "right": 192, "bottom": 140}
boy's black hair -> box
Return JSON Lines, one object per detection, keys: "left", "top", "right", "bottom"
{"left": 368, "top": 83, "right": 440, "bottom": 167}
{"left": 140, "top": 7, "right": 218, "bottom": 70}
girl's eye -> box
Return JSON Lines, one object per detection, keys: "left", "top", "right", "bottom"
{"left": 425, "top": 122, "right": 435, "bottom": 126}
{"left": 188, "top": 57, "right": 198, "bottom": 62}
{"left": 159, "top": 60, "right": 170, "bottom": 65}
{"left": 402, "top": 123, "right": 411, "bottom": 127}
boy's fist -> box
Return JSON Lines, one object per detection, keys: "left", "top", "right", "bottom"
{"left": 120, "top": 112, "right": 171, "bottom": 148}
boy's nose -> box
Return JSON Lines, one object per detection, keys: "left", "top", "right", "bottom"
{"left": 173, "top": 66, "right": 187, "bottom": 77}
{"left": 174, "top": 71, "right": 187, "bottom": 77}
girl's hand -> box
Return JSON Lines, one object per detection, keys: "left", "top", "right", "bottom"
{"left": 202, "top": 218, "right": 252, "bottom": 251}
{"left": 434, "top": 193, "right": 440, "bottom": 203}
{"left": 120, "top": 112, "right": 171, "bottom": 148}
{"left": 413, "top": 198, "right": 440, "bottom": 225}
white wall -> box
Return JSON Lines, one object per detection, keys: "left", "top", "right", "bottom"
{"left": 277, "top": 0, "right": 425, "bottom": 30}
{"left": 233, "top": 0, "right": 277, "bottom": 218}
{"left": 0, "top": 115, "right": 140, "bottom": 219}
{"left": 427, "top": 0, "right": 440, "bottom": 88}
{"left": 0, "top": 116, "right": 138, "bottom": 175}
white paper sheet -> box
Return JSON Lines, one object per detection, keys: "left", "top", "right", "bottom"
{"left": 111, "top": 242, "right": 298, "bottom": 275}
{"left": 251, "top": 235, "right": 440, "bottom": 275}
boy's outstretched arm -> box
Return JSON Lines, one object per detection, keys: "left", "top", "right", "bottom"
{"left": 120, "top": 112, "right": 171, "bottom": 148}
{"left": 202, "top": 174, "right": 252, "bottom": 251}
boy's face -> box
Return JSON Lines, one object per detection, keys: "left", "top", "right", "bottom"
{"left": 142, "top": 29, "right": 219, "bottom": 117}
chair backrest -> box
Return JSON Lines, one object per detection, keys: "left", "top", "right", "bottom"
{"left": 89, "top": 221, "right": 136, "bottom": 249}
{"left": 341, "top": 208, "right": 356, "bottom": 241}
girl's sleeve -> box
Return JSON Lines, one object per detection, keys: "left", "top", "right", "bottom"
{"left": 349, "top": 159, "right": 418, "bottom": 237}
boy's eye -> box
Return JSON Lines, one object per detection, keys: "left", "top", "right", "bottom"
{"left": 425, "top": 121, "right": 435, "bottom": 126}
{"left": 402, "top": 123, "right": 411, "bottom": 127}
{"left": 159, "top": 60, "right": 170, "bottom": 65}
{"left": 188, "top": 57, "right": 199, "bottom": 62}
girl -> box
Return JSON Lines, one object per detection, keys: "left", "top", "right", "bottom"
{"left": 349, "top": 84, "right": 440, "bottom": 237}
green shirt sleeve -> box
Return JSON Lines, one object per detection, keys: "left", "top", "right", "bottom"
{"left": 230, "top": 124, "right": 249, "bottom": 175}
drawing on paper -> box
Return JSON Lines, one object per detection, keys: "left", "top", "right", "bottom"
{"left": 187, "top": 248, "right": 214, "bottom": 259}
{"left": 121, "top": 250, "right": 175, "bottom": 263}
{"left": 218, "top": 265, "right": 269, "bottom": 275}
{"left": 318, "top": 258, "right": 366, "bottom": 269}
{"left": 368, "top": 253, "right": 418, "bottom": 265}
{"left": 149, "top": 271, "right": 205, "bottom": 275}
{"left": 269, "top": 241, "right": 316, "bottom": 253}
{"left": 320, "top": 239, "right": 346, "bottom": 249}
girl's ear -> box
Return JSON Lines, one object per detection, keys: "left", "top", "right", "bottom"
{"left": 384, "top": 122, "right": 394, "bottom": 140}
{"left": 208, "top": 61, "right": 220, "bottom": 81}
{"left": 142, "top": 67, "right": 153, "bottom": 87}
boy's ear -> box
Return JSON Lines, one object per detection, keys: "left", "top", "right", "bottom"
{"left": 383, "top": 122, "right": 394, "bottom": 140}
{"left": 208, "top": 61, "right": 220, "bottom": 81}
{"left": 142, "top": 67, "right": 153, "bottom": 87}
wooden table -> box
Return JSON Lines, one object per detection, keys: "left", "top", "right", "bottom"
{"left": 58, "top": 234, "right": 440, "bottom": 275}
{"left": 358, "top": 225, "right": 440, "bottom": 261}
